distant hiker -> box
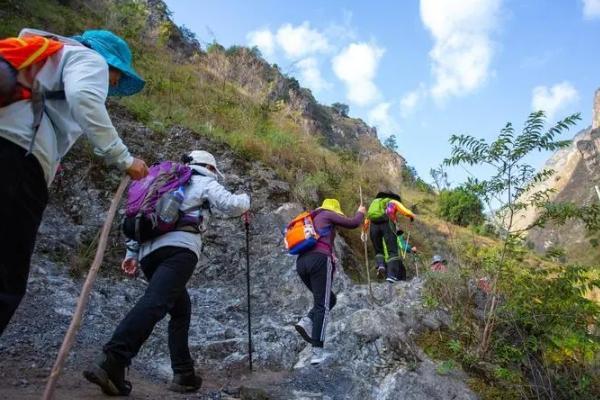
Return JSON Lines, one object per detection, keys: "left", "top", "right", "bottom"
{"left": 0, "top": 29, "right": 148, "bottom": 336}
{"left": 430, "top": 255, "right": 448, "bottom": 272}
{"left": 366, "top": 191, "right": 415, "bottom": 282}
{"left": 84, "top": 150, "right": 250, "bottom": 395}
{"left": 289, "top": 199, "right": 365, "bottom": 365}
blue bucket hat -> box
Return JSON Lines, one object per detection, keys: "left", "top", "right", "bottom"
{"left": 72, "top": 30, "right": 145, "bottom": 97}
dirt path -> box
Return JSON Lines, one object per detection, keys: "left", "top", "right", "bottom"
{"left": 0, "top": 358, "right": 289, "bottom": 399}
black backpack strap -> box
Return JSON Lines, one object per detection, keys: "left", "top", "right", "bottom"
{"left": 28, "top": 82, "right": 66, "bottom": 156}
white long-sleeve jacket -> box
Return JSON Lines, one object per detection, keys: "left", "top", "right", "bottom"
{"left": 0, "top": 29, "right": 133, "bottom": 185}
{"left": 126, "top": 165, "right": 250, "bottom": 261}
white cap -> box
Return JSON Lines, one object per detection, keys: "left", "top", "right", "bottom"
{"left": 188, "top": 150, "right": 224, "bottom": 178}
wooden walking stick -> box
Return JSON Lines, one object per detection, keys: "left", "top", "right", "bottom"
{"left": 42, "top": 176, "right": 130, "bottom": 400}
{"left": 359, "top": 186, "right": 373, "bottom": 298}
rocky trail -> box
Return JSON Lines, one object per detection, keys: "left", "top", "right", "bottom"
{"left": 0, "top": 105, "right": 476, "bottom": 399}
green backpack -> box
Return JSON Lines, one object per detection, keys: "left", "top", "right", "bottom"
{"left": 367, "top": 197, "right": 389, "bottom": 220}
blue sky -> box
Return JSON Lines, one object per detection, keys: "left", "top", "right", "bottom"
{"left": 165, "top": 0, "right": 600, "bottom": 186}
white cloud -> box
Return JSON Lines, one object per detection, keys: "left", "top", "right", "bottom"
{"left": 420, "top": 0, "right": 501, "bottom": 101}
{"left": 583, "top": 0, "right": 600, "bottom": 19}
{"left": 531, "top": 82, "right": 579, "bottom": 119}
{"left": 400, "top": 85, "right": 427, "bottom": 117}
{"left": 368, "top": 102, "right": 399, "bottom": 136}
{"left": 332, "top": 42, "right": 385, "bottom": 106}
{"left": 246, "top": 29, "right": 275, "bottom": 58}
{"left": 275, "top": 22, "right": 330, "bottom": 59}
{"left": 296, "top": 58, "right": 331, "bottom": 92}
{"left": 324, "top": 10, "right": 357, "bottom": 42}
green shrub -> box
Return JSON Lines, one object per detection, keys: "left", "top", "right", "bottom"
{"left": 438, "top": 187, "right": 484, "bottom": 227}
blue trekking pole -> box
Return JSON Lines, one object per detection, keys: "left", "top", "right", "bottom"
{"left": 243, "top": 211, "right": 253, "bottom": 371}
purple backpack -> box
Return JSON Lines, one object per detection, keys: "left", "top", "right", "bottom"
{"left": 122, "top": 161, "right": 193, "bottom": 242}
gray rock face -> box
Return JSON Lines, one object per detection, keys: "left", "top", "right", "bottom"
{"left": 0, "top": 105, "right": 475, "bottom": 399}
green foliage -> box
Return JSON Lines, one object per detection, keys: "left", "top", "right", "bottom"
{"left": 384, "top": 134, "right": 398, "bottom": 151}
{"left": 495, "top": 263, "right": 600, "bottom": 399}
{"left": 436, "top": 360, "right": 456, "bottom": 375}
{"left": 179, "top": 25, "right": 200, "bottom": 48}
{"left": 0, "top": 0, "right": 94, "bottom": 37}
{"left": 424, "top": 111, "right": 598, "bottom": 399}
{"left": 402, "top": 165, "right": 434, "bottom": 194}
{"left": 544, "top": 245, "right": 567, "bottom": 262}
{"left": 331, "top": 102, "right": 349, "bottom": 117}
{"left": 445, "top": 111, "right": 578, "bottom": 221}
{"left": 207, "top": 41, "right": 225, "bottom": 53}
{"left": 438, "top": 187, "right": 484, "bottom": 227}
{"left": 423, "top": 241, "right": 600, "bottom": 399}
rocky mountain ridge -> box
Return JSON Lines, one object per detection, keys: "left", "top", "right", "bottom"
{"left": 139, "top": 0, "right": 405, "bottom": 179}
{"left": 512, "top": 88, "right": 600, "bottom": 262}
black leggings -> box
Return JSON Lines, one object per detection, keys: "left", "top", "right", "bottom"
{"left": 103, "top": 246, "right": 198, "bottom": 374}
{"left": 369, "top": 219, "right": 406, "bottom": 280}
{"left": 296, "top": 252, "right": 336, "bottom": 347}
{"left": 0, "top": 138, "right": 48, "bottom": 336}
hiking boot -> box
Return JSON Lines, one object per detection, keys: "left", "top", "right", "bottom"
{"left": 310, "top": 347, "right": 327, "bottom": 365}
{"left": 386, "top": 276, "right": 400, "bottom": 283}
{"left": 83, "top": 353, "right": 132, "bottom": 396}
{"left": 168, "top": 371, "right": 203, "bottom": 393}
{"left": 294, "top": 316, "right": 313, "bottom": 344}
{"left": 377, "top": 266, "right": 386, "bottom": 278}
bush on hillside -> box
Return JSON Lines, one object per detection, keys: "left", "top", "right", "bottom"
{"left": 422, "top": 111, "right": 600, "bottom": 399}
{"left": 438, "top": 187, "right": 484, "bottom": 227}
{"left": 384, "top": 134, "right": 398, "bottom": 151}
{"left": 400, "top": 164, "right": 435, "bottom": 194}
{"left": 332, "top": 102, "right": 349, "bottom": 117}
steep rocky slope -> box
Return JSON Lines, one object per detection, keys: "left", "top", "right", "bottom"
{"left": 0, "top": 1, "right": 481, "bottom": 398}
{"left": 512, "top": 89, "right": 600, "bottom": 263}
{"left": 0, "top": 106, "right": 474, "bottom": 399}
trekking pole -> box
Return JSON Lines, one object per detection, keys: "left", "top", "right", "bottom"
{"left": 412, "top": 253, "right": 420, "bottom": 278}
{"left": 42, "top": 176, "right": 130, "bottom": 400}
{"left": 401, "top": 220, "right": 412, "bottom": 260}
{"left": 243, "top": 211, "right": 253, "bottom": 371}
{"left": 359, "top": 186, "right": 373, "bottom": 298}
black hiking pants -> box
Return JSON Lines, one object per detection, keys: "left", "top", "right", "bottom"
{"left": 0, "top": 138, "right": 48, "bottom": 336}
{"left": 103, "top": 246, "right": 197, "bottom": 374}
{"left": 296, "top": 252, "right": 337, "bottom": 348}
{"left": 369, "top": 219, "right": 406, "bottom": 281}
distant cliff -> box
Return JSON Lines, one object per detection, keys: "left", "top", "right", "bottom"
{"left": 512, "top": 89, "right": 600, "bottom": 263}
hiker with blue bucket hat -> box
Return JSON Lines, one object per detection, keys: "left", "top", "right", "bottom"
{"left": 0, "top": 28, "right": 149, "bottom": 337}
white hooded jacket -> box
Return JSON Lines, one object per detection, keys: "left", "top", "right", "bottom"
{"left": 0, "top": 29, "right": 133, "bottom": 185}
{"left": 126, "top": 165, "right": 250, "bottom": 261}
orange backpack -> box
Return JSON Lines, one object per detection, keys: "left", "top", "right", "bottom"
{"left": 0, "top": 36, "right": 64, "bottom": 106}
{"left": 284, "top": 211, "right": 319, "bottom": 255}
{"left": 0, "top": 35, "right": 66, "bottom": 154}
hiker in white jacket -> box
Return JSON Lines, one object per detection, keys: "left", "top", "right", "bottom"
{"left": 0, "top": 29, "right": 148, "bottom": 336}
{"left": 84, "top": 150, "right": 250, "bottom": 395}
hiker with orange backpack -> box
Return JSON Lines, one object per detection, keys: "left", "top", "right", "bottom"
{"left": 0, "top": 29, "right": 149, "bottom": 336}
{"left": 288, "top": 199, "right": 365, "bottom": 365}
{"left": 366, "top": 191, "right": 415, "bottom": 282}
